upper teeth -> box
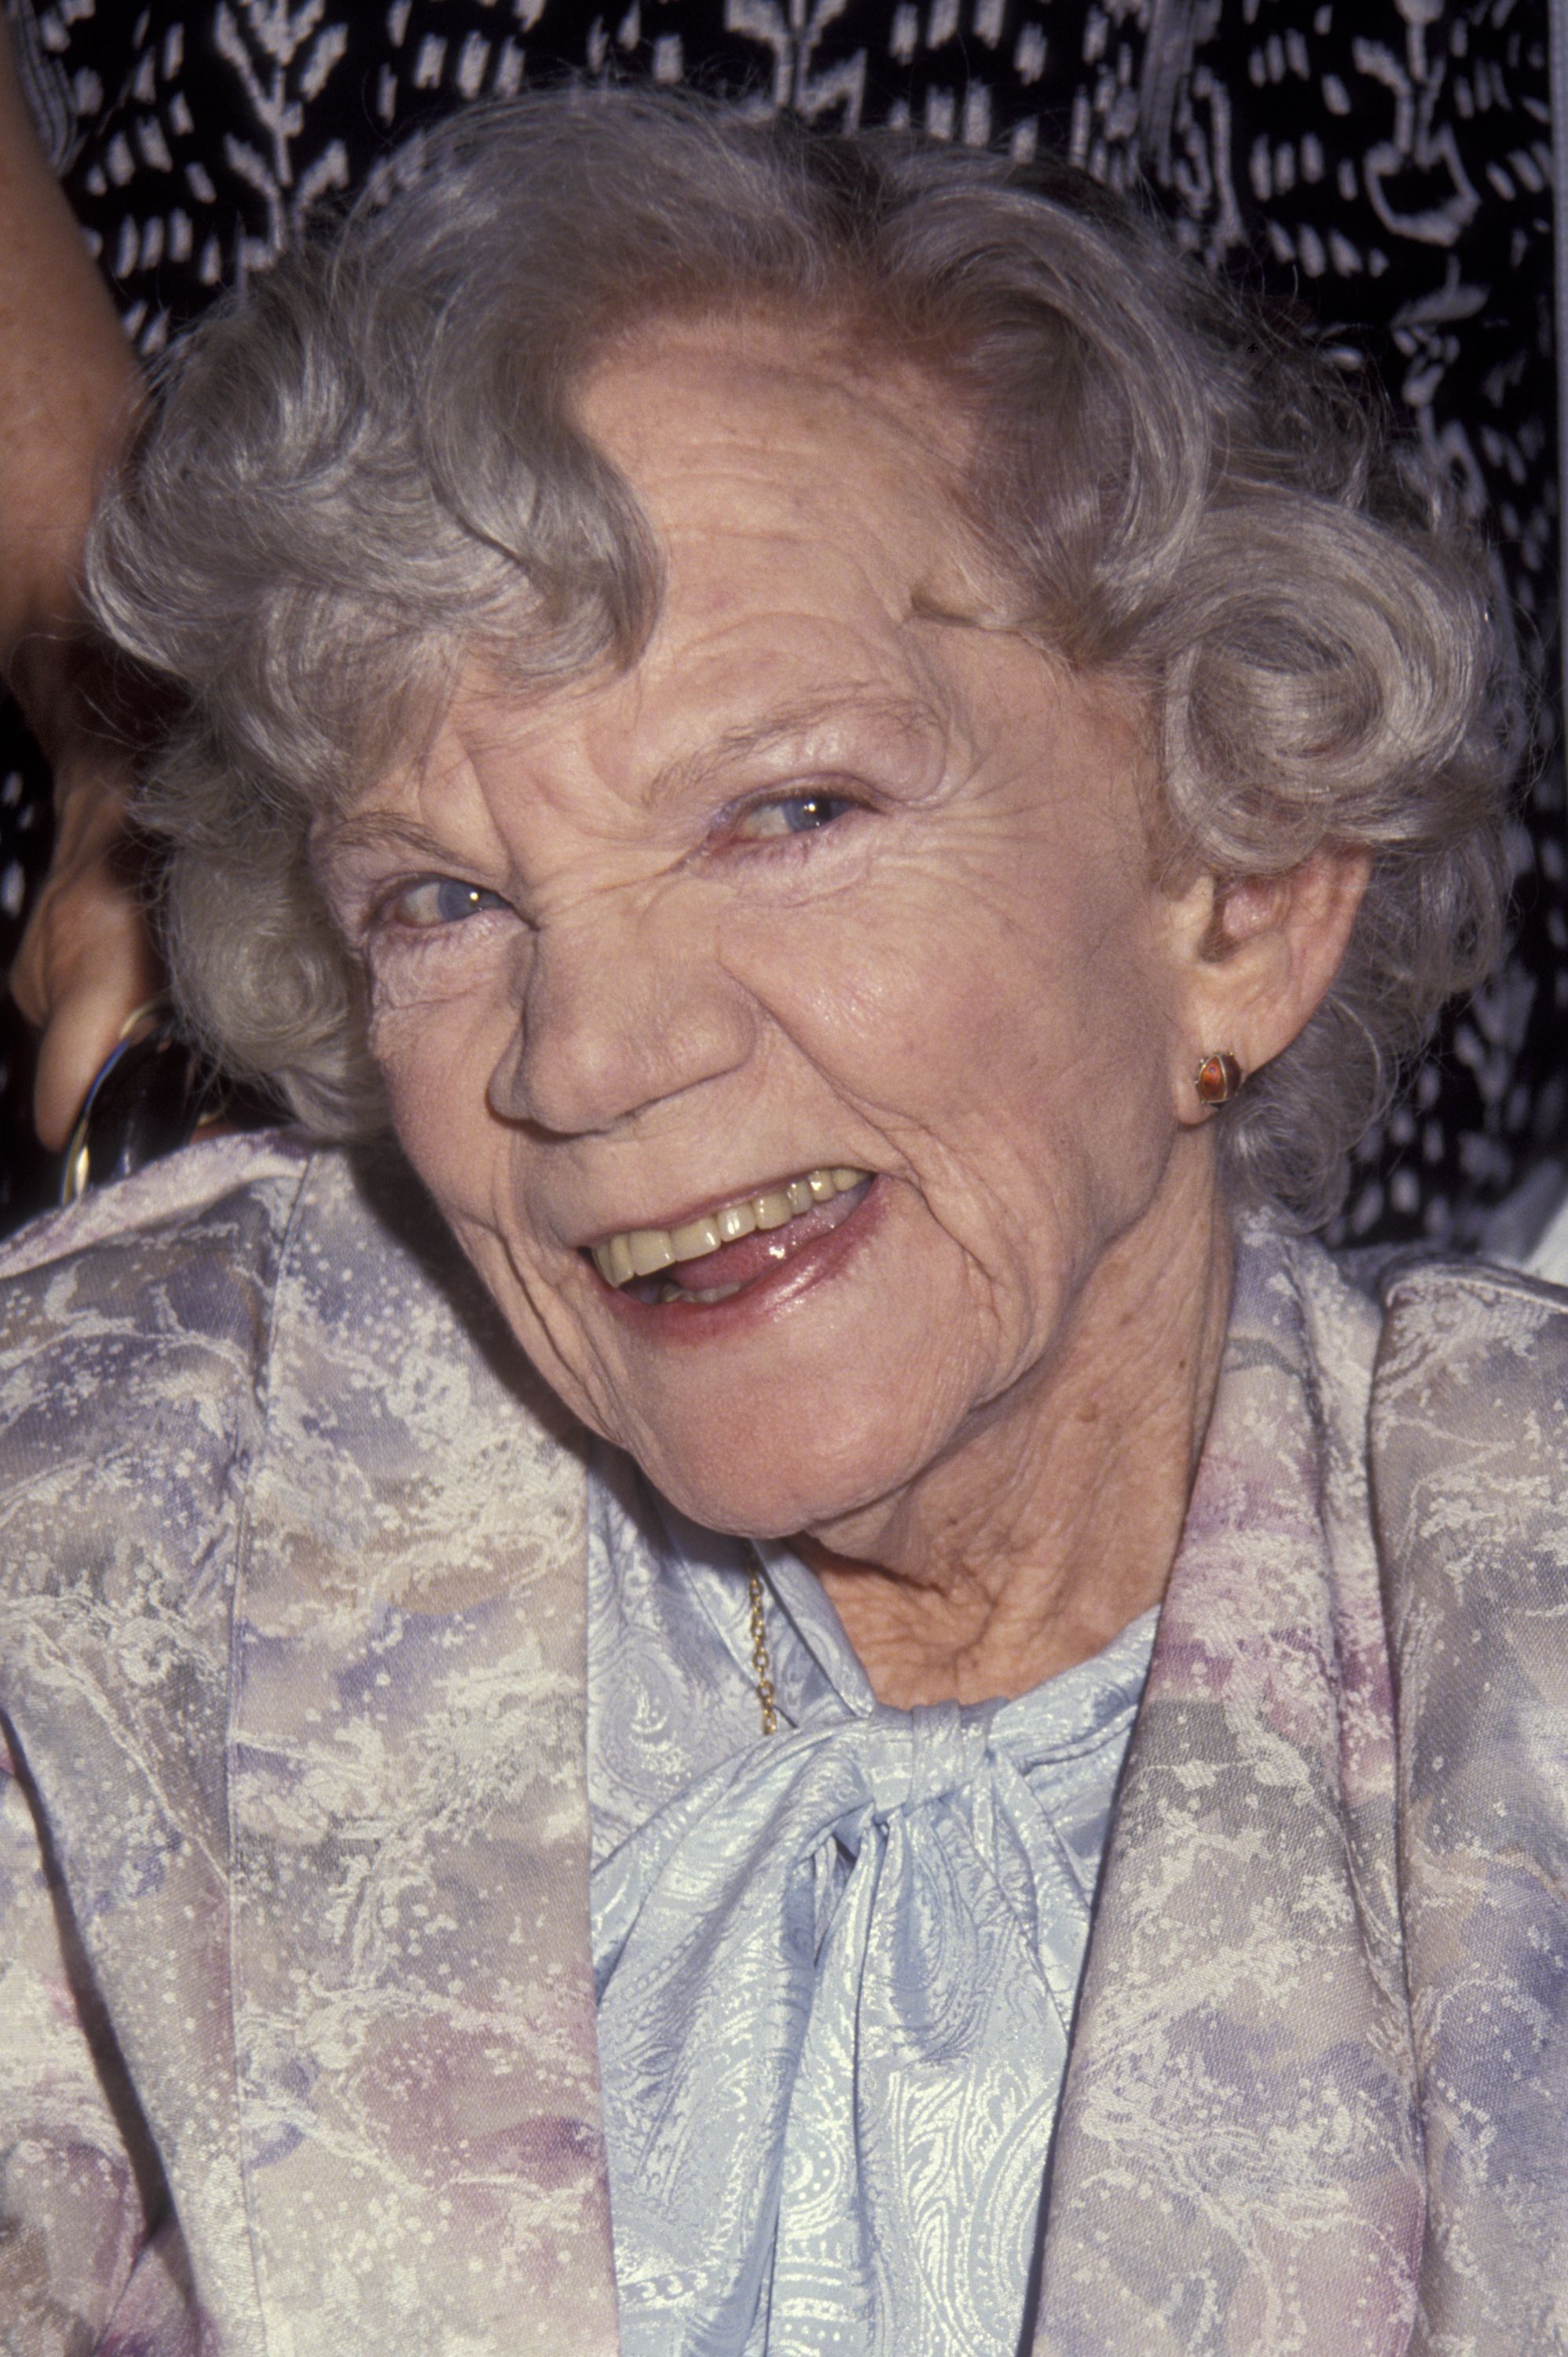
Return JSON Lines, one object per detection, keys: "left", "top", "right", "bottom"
{"left": 592, "top": 1166, "right": 870, "bottom": 1288}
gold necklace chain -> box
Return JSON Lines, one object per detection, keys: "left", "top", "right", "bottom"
{"left": 746, "top": 1550, "right": 778, "bottom": 1736}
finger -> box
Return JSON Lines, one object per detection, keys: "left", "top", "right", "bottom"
{"left": 31, "top": 928, "right": 164, "bottom": 1150}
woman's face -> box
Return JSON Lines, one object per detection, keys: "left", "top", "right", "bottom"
{"left": 313, "top": 321, "right": 1220, "bottom": 1542}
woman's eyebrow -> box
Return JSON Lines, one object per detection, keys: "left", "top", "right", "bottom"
{"left": 311, "top": 812, "right": 456, "bottom": 868}
{"left": 312, "top": 694, "right": 952, "bottom": 851}
{"left": 649, "top": 692, "right": 947, "bottom": 803}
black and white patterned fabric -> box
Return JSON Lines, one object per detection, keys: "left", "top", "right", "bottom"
{"left": 1, "top": 0, "right": 1557, "bottom": 1242}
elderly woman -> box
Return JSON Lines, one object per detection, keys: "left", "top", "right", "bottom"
{"left": 2, "top": 86, "right": 1566, "bottom": 2357}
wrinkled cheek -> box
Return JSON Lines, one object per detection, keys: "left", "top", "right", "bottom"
{"left": 370, "top": 1009, "right": 504, "bottom": 1219}
{"left": 372, "top": 1018, "right": 571, "bottom": 1354}
{"left": 441, "top": 1213, "right": 623, "bottom": 1448}
{"left": 366, "top": 1001, "right": 605, "bottom": 1406}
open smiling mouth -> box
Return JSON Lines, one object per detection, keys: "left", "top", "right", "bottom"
{"left": 589, "top": 1166, "right": 874, "bottom": 1304}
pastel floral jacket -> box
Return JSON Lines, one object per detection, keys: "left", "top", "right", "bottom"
{"left": 2, "top": 1135, "right": 1566, "bottom": 2355}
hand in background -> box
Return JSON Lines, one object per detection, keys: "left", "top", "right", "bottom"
{"left": 9, "top": 742, "right": 163, "bottom": 1149}
{"left": 1, "top": 13, "right": 154, "bottom": 1149}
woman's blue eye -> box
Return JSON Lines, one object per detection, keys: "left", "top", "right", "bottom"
{"left": 737, "top": 794, "right": 855, "bottom": 841}
{"left": 391, "top": 878, "right": 509, "bottom": 929}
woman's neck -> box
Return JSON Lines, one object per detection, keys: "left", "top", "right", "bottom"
{"left": 796, "top": 1168, "right": 1235, "bottom": 1709}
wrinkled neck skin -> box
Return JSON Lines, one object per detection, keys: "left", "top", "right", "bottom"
{"left": 793, "top": 1135, "right": 1234, "bottom": 1710}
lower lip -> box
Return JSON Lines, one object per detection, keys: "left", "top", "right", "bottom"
{"left": 589, "top": 1177, "right": 881, "bottom": 1340}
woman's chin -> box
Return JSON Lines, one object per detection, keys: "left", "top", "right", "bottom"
{"left": 629, "top": 1413, "right": 917, "bottom": 1545}
{"left": 600, "top": 1318, "right": 976, "bottom": 1542}
{"left": 585, "top": 1303, "right": 969, "bottom": 1541}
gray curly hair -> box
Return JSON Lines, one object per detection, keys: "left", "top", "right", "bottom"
{"left": 89, "top": 86, "right": 1514, "bottom": 1223}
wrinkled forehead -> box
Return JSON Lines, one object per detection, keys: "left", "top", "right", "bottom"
{"left": 327, "top": 313, "right": 1029, "bottom": 833}
{"left": 571, "top": 310, "right": 1000, "bottom": 624}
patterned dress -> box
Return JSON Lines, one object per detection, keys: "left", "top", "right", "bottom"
{"left": 0, "top": 0, "right": 1558, "bottom": 1242}
{"left": 4, "top": 1131, "right": 1568, "bottom": 2348}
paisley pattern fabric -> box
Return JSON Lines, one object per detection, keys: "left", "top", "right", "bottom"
{"left": 1039, "top": 1244, "right": 1568, "bottom": 2355}
{"left": 2, "top": 1133, "right": 1568, "bottom": 2352}
{"left": 587, "top": 1475, "right": 1154, "bottom": 2354}
{"left": 0, "top": 1137, "right": 616, "bottom": 2356}
{"left": 0, "top": 0, "right": 1559, "bottom": 1245}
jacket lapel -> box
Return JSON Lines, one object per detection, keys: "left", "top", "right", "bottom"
{"left": 1373, "top": 1261, "right": 1568, "bottom": 2355}
{"left": 1035, "top": 1221, "right": 1423, "bottom": 2355}
{"left": 228, "top": 1153, "right": 620, "bottom": 2355}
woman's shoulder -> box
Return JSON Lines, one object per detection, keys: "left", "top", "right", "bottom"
{"left": 0, "top": 1128, "right": 552, "bottom": 1379}
{"left": 1371, "top": 1244, "right": 1568, "bottom": 1432}
{"left": 1367, "top": 1246, "right": 1568, "bottom": 1587}
{"left": 1235, "top": 1208, "right": 1568, "bottom": 1553}
{"left": 0, "top": 1131, "right": 590, "bottom": 1602}
{"left": 1278, "top": 1216, "right": 1568, "bottom": 1538}
{"left": 0, "top": 1132, "right": 319, "bottom": 1491}
{"left": 1272, "top": 1206, "right": 1568, "bottom": 1405}
{"left": 0, "top": 1124, "right": 317, "bottom": 1292}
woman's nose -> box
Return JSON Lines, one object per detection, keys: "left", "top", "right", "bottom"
{"left": 489, "top": 897, "right": 757, "bottom": 1135}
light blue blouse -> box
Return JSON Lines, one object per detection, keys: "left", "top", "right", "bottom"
{"left": 586, "top": 1447, "right": 1156, "bottom": 2357}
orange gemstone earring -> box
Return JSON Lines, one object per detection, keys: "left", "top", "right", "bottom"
{"left": 1195, "top": 1050, "right": 1244, "bottom": 1107}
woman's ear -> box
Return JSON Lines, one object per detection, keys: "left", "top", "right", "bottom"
{"left": 1167, "top": 850, "right": 1372, "bottom": 1126}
